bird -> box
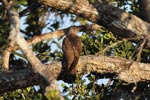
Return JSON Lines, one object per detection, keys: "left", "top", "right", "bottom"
{"left": 62, "top": 26, "right": 82, "bottom": 76}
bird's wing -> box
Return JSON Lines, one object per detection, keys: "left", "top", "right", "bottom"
{"left": 68, "top": 36, "right": 82, "bottom": 75}
{"left": 62, "top": 37, "right": 74, "bottom": 71}
{"left": 69, "top": 56, "right": 79, "bottom": 75}
{"left": 71, "top": 36, "right": 82, "bottom": 54}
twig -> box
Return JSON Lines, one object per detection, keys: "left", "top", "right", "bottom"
{"left": 97, "top": 40, "right": 124, "bottom": 56}
{"left": 97, "top": 37, "right": 140, "bottom": 56}
{"left": 1, "top": 0, "right": 9, "bottom": 9}
{"left": 2, "top": 48, "right": 10, "bottom": 70}
{"left": 105, "top": 78, "right": 113, "bottom": 88}
{"left": 136, "top": 37, "right": 147, "bottom": 62}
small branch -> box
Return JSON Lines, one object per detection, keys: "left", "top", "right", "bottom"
{"left": 1, "top": 0, "right": 9, "bottom": 9}
{"left": 97, "top": 40, "right": 124, "bottom": 56}
{"left": 97, "top": 37, "right": 140, "bottom": 56}
{"left": 136, "top": 37, "right": 147, "bottom": 62}
{"left": 2, "top": 48, "right": 11, "bottom": 70}
{"left": 105, "top": 78, "right": 113, "bottom": 88}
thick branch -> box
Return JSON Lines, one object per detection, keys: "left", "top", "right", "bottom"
{"left": 0, "top": 69, "right": 45, "bottom": 94}
{"left": 0, "top": 55, "right": 150, "bottom": 93}
{"left": 34, "top": 55, "right": 150, "bottom": 83}
{"left": 38, "top": 0, "right": 150, "bottom": 38}
{"left": 2, "top": 0, "right": 150, "bottom": 95}
{"left": 2, "top": 1, "right": 63, "bottom": 99}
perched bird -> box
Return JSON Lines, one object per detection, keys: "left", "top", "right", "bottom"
{"left": 62, "top": 27, "right": 82, "bottom": 76}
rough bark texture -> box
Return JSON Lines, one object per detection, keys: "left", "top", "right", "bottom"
{"left": 1, "top": 0, "right": 63, "bottom": 99}
{"left": 0, "top": 69, "right": 45, "bottom": 94}
{"left": 38, "top": 0, "right": 150, "bottom": 38}
{"left": 1, "top": 55, "right": 150, "bottom": 93}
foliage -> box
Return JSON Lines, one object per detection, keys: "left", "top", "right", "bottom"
{"left": 0, "top": 87, "right": 45, "bottom": 100}
{"left": 0, "top": 0, "right": 150, "bottom": 100}
{"left": 45, "top": 90, "right": 61, "bottom": 100}
{"left": 81, "top": 29, "right": 117, "bottom": 55}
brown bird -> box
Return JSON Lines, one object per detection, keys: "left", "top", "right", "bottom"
{"left": 62, "top": 27, "right": 82, "bottom": 76}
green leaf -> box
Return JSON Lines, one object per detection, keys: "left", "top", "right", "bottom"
{"left": 104, "top": 33, "right": 112, "bottom": 39}
{"left": 26, "top": 87, "right": 31, "bottom": 92}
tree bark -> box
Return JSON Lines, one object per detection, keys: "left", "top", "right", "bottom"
{"left": 1, "top": 55, "right": 150, "bottom": 93}
{"left": 0, "top": 69, "right": 45, "bottom": 94}
{"left": 38, "top": 0, "right": 150, "bottom": 39}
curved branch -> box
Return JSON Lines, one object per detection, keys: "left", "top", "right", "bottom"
{"left": 2, "top": 1, "right": 63, "bottom": 99}
{"left": 7, "top": 24, "right": 100, "bottom": 51}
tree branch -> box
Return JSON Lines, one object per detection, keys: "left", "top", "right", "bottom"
{"left": 2, "top": 0, "right": 150, "bottom": 97}
{"left": 0, "top": 55, "right": 150, "bottom": 93}
{"left": 136, "top": 38, "right": 147, "bottom": 62}
{"left": 2, "top": 0, "right": 19, "bottom": 70}
{"left": 0, "top": 69, "right": 45, "bottom": 94}
{"left": 6, "top": 24, "right": 100, "bottom": 51}
{"left": 38, "top": 0, "right": 150, "bottom": 39}
{"left": 2, "top": 1, "right": 64, "bottom": 99}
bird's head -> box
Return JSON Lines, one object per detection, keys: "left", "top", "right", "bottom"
{"left": 66, "top": 26, "right": 82, "bottom": 36}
